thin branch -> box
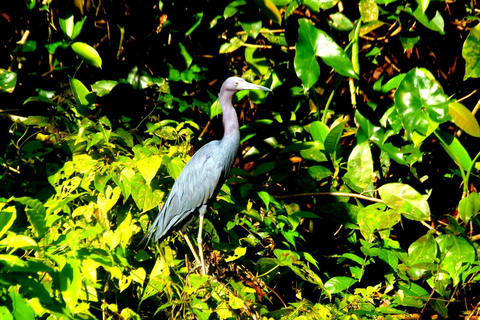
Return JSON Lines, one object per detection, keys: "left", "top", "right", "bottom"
{"left": 272, "top": 191, "right": 383, "bottom": 203}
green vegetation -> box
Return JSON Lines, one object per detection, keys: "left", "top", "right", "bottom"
{"left": 1, "top": 0, "right": 480, "bottom": 319}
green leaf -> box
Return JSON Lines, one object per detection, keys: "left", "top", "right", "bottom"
{"left": 0, "top": 69, "right": 17, "bottom": 93}
{"left": 60, "top": 258, "right": 82, "bottom": 312}
{"left": 70, "top": 77, "right": 92, "bottom": 107}
{"left": 0, "top": 206, "right": 16, "bottom": 239}
{"left": 328, "top": 12, "right": 354, "bottom": 31}
{"left": 12, "top": 197, "right": 47, "bottom": 237}
{"left": 448, "top": 102, "right": 480, "bottom": 137}
{"left": 357, "top": 203, "right": 400, "bottom": 242}
{"left": 167, "top": 157, "right": 184, "bottom": 180}
{"left": 58, "top": 12, "right": 74, "bottom": 39}
{"left": 245, "top": 47, "right": 271, "bottom": 76}
{"left": 178, "top": 42, "right": 193, "bottom": 68}
{"left": 253, "top": 162, "right": 275, "bottom": 176}
{"left": 437, "top": 234, "right": 475, "bottom": 286}
{"left": 324, "top": 118, "right": 345, "bottom": 154}
{"left": 185, "top": 12, "right": 203, "bottom": 36}
{"left": 72, "top": 16, "right": 87, "bottom": 40}
{"left": 220, "top": 36, "right": 243, "bottom": 53}
{"left": 21, "top": 116, "right": 50, "bottom": 127}
{"left": 303, "top": 0, "right": 338, "bottom": 12}
{"left": 71, "top": 42, "right": 103, "bottom": 68}
{"left": 308, "top": 165, "right": 332, "bottom": 181}
{"left": 324, "top": 276, "right": 357, "bottom": 294}
{"left": 394, "top": 68, "right": 449, "bottom": 136}
{"left": 463, "top": 23, "right": 480, "bottom": 80}
{"left": 378, "top": 183, "right": 430, "bottom": 221}
{"left": 410, "top": 7, "right": 444, "bottom": 34}
{"left": 295, "top": 19, "right": 357, "bottom": 91}
{"left": 0, "top": 235, "right": 38, "bottom": 250}
{"left": 8, "top": 292, "right": 35, "bottom": 320}
{"left": 435, "top": 130, "right": 472, "bottom": 172}
{"left": 343, "top": 141, "right": 374, "bottom": 194}
{"left": 241, "top": 20, "right": 262, "bottom": 39}
{"left": 309, "top": 121, "right": 329, "bottom": 143}
{"left": 131, "top": 173, "right": 163, "bottom": 212}
{"left": 395, "top": 282, "right": 429, "bottom": 308}
{"left": 224, "top": 0, "right": 247, "bottom": 19}
{"left": 406, "top": 233, "right": 438, "bottom": 280}
{"left": 458, "top": 192, "right": 480, "bottom": 222}
{"left": 416, "top": 0, "right": 429, "bottom": 12}
{"left": 91, "top": 80, "right": 118, "bottom": 97}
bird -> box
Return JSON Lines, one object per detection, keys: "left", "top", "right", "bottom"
{"left": 144, "top": 77, "right": 271, "bottom": 274}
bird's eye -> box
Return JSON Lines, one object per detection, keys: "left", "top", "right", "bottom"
{"left": 234, "top": 82, "right": 239, "bottom": 87}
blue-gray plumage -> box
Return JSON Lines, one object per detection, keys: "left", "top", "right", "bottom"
{"left": 144, "top": 77, "right": 271, "bottom": 274}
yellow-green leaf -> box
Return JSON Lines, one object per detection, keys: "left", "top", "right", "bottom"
{"left": 71, "top": 42, "right": 102, "bottom": 68}
{"left": 462, "top": 23, "right": 480, "bottom": 80}
{"left": 0, "top": 235, "right": 38, "bottom": 250}
{"left": 254, "top": 0, "right": 282, "bottom": 24}
{"left": 136, "top": 156, "right": 162, "bottom": 186}
{"left": 449, "top": 102, "right": 480, "bottom": 137}
{"left": 378, "top": 183, "right": 430, "bottom": 221}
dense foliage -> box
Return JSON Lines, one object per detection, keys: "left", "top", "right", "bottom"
{"left": 1, "top": 0, "right": 480, "bottom": 319}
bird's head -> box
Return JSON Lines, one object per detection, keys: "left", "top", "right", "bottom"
{"left": 222, "top": 77, "right": 271, "bottom": 93}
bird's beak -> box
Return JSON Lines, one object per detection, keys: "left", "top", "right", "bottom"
{"left": 241, "top": 82, "right": 272, "bottom": 92}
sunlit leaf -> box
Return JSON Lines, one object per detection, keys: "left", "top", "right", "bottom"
{"left": 343, "top": 141, "right": 374, "bottom": 194}
{"left": 71, "top": 42, "right": 103, "bottom": 68}
{"left": 359, "top": 0, "right": 379, "bottom": 22}
{"left": 58, "top": 12, "right": 74, "bottom": 39}
{"left": 225, "top": 247, "right": 247, "bottom": 262}
{"left": 394, "top": 68, "right": 449, "bottom": 137}
{"left": 324, "top": 118, "right": 345, "bottom": 154}
{"left": 416, "top": 0, "right": 429, "bottom": 12}
{"left": 410, "top": 7, "right": 444, "bottom": 35}
{"left": 328, "top": 12, "right": 354, "bottom": 31}
{"left": 254, "top": 0, "right": 282, "bottom": 24}
{"left": 395, "top": 282, "right": 429, "bottom": 308}
{"left": 463, "top": 23, "right": 480, "bottom": 80}
{"left": 0, "top": 69, "right": 17, "bottom": 93}
{"left": 295, "top": 19, "right": 357, "bottom": 91}
{"left": 437, "top": 234, "right": 475, "bottom": 286}
{"left": 458, "top": 192, "right": 480, "bottom": 222}
{"left": 245, "top": 47, "right": 271, "bottom": 76}
{"left": 60, "top": 259, "right": 82, "bottom": 312}
{"left": 325, "top": 276, "right": 357, "bottom": 294}
{"left": 378, "top": 183, "right": 430, "bottom": 221}
{"left": 357, "top": 203, "right": 400, "bottom": 242}
{"left": 448, "top": 102, "right": 480, "bottom": 137}
{"left": 131, "top": 173, "right": 163, "bottom": 212}
{"left": 0, "top": 235, "right": 38, "bottom": 250}
{"left": 0, "top": 206, "right": 16, "bottom": 239}
{"left": 406, "top": 233, "right": 438, "bottom": 280}
{"left": 136, "top": 156, "right": 162, "bottom": 186}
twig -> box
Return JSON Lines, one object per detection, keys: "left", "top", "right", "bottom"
{"left": 272, "top": 191, "right": 383, "bottom": 203}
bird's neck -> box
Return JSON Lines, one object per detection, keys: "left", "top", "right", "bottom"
{"left": 219, "top": 93, "right": 240, "bottom": 145}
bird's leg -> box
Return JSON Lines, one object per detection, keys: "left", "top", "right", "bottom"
{"left": 178, "top": 230, "right": 202, "bottom": 269}
{"left": 198, "top": 206, "right": 207, "bottom": 276}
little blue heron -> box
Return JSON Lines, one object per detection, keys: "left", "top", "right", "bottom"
{"left": 144, "top": 77, "right": 271, "bottom": 274}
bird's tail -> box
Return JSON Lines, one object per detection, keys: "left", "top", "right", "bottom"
{"left": 138, "top": 204, "right": 162, "bottom": 248}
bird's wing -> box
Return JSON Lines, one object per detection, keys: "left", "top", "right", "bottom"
{"left": 147, "top": 141, "right": 228, "bottom": 241}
